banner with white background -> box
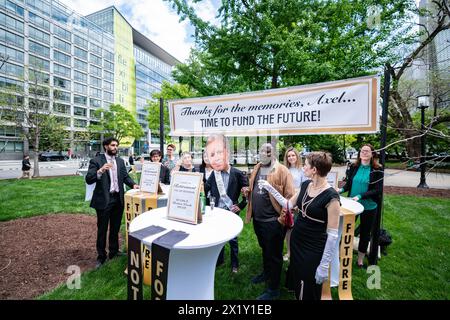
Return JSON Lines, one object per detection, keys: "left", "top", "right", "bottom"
{"left": 168, "top": 75, "right": 380, "bottom": 136}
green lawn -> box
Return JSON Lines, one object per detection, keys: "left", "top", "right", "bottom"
{"left": 1, "top": 176, "right": 448, "bottom": 300}
{"left": 0, "top": 176, "right": 95, "bottom": 221}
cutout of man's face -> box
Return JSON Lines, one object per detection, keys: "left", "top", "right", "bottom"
{"left": 206, "top": 137, "right": 229, "bottom": 171}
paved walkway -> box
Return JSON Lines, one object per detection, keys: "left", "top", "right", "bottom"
{"left": 332, "top": 166, "right": 450, "bottom": 190}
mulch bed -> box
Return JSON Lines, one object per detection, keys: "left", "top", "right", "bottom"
{"left": 0, "top": 186, "right": 448, "bottom": 300}
{"left": 0, "top": 214, "right": 103, "bottom": 300}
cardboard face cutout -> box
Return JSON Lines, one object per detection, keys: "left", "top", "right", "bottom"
{"left": 206, "top": 137, "right": 229, "bottom": 172}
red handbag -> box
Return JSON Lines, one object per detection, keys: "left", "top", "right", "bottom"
{"left": 285, "top": 202, "right": 294, "bottom": 228}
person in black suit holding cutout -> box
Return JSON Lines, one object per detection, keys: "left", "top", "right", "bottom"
{"left": 204, "top": 134, "right": 248, "bottom": 273}
{"left": 86, "top": 137, "right": 139, "bottom": 268}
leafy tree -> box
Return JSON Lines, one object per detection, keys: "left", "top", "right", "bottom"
{"left": 168, "top": 0, "right": 413, "bottom": 93}
{"left": 36, "top": 115, "right": 67, "bottom": 152}
{"left": 146, "top": 81, "right": 198, "bottom": 142}
{"left": 0, "top": 66, "right": 52, "bottom": 177}
{"left": 167, "top": 0, "right": 429, "bottom": 158}
{"left": 383, "top": 0, "right": 450, "bottom": 158}
{"left": 88, "top": 104, "right": 144, "bottom": 143}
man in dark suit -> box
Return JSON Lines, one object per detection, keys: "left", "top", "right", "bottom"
{"left": 86, "top": 137, "right": 139, "bottom": 268}
{"left": 204, "top": 134, "right": 248, "bottom": 273}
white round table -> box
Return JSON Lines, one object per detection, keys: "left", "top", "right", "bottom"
{"left": 129, "top": 206, "right": 243, "bottom": 300}
{"left": 330, "top": 196, "right": 364, "bottom": 287}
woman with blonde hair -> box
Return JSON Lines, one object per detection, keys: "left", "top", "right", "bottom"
{"left": 282, "top": 147, "right": 308, "bottom": 261}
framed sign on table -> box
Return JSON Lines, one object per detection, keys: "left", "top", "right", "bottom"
{"left": 140, "top": 162, "right": 161, "bottom": 194}
{"left": 167, "top": 171, "right": 203, "bottom": 224}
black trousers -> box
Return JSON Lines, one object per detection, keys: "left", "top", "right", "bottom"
{"left": 217, "top": 236, "right": 239, "bottom": 268}
{"left": 253, "top": 219, "right": 286, "bottom": 290}
{"left": 95, "top": 193, "right": 124, "bottom": 262}
{"left": 357, "top": 208, "right": 377, "bottom": 253}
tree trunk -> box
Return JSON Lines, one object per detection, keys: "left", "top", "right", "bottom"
{"left": 33, "top": 135, "right": 40, "bottom": 177}
{"left": 404, "top": 131, "right": 421, "bottom": 160}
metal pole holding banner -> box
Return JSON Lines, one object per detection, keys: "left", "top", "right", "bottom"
{"left": 368, "top": 67, "right": 390, "bottom": 265}
{"left": 159, "top": 98, "right": 165, "bottom": 158}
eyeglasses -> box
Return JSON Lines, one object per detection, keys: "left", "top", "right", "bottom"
{"left": 167, "top": 148, "right": 173, "bottom": 151}
{"left": 360, "top": 149, "right": 372, "bottom": 154}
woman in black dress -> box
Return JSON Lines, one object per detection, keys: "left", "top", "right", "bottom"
{"left": 258, "top": 152, "right": 341, "bottom": 300}
{"left": 286, "top": 152, "right": 340, "bottom": 300}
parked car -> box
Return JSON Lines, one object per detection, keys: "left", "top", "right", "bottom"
{"left": 39, "top": 152, "right": 69, "bottom": 161}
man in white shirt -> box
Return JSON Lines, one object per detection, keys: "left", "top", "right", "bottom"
{"left": 86, "top": 137, "right": 139, "bottom": 268}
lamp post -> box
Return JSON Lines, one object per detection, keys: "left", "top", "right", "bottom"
{"left": 417, "top": 94, "right": 430, "bottom": 189}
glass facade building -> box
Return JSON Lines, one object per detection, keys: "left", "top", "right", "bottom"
{"left": 0, "top": 0, "right": 178, "bottom": 159}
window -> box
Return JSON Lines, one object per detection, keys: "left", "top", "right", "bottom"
{"left": 103, "top": 70, "right": 113, "bottom": 82}
{"left": 74, "top": 94, "right": 87, "bottom": 106}
{"left": 90, "top": 53, "right": 101, "bottom": 66}
{"left": 54, "top": 25, "right": 71, "bottom": 41}
{"left": 53, "top": 90, "right": 70, "bottom": 102}
{"left": 56, "top": 116, "right": 70, "bottom": 126}
{"left": 54, "top": 103, "right": 70, "bottom": 114}
{"left": 90, "top": 98, "right": 101, "bottom": 108}
{"left": 90, "top": 87, "right": 101, "bottom": 98}
{"left": 74, "top": 58, "right": 87, "bottom": 72}
{"left": 90, "top": 64, "right": 101, "bottom": 77}
{"left": 29, "top": 84, "right": 49, "bottom": 97}
{"left": 74, "top": 119, "right": 87, "bottom": 128}
{"left": 0, "top": 140, "right": 23, "bottom": 152}
{"left": 0, "top": 11, "right": 24, "bottom": 33}
{"left": 74, "top": 47, "right": 87, "bottom": 60}
{"left": 90, "top": 43, "right": 102, "bottom": 55}
{"left": 0, "top": 76, "right": 23, "bottom": 91}
{"left": 53, "top": 50, "right": 71, "bottom": 65}
{"left": 0, "top": 44, "right": 23, "bottom": 63}
{"left": 29, "top": 40, "right": 49, "bottom": 57}
{"left": 28, "top": 12, "right": 50, "bottom": 31}
{"left": 74, "top": 70, "right": 87, "bottom": 83}
{"left": 27, "top": 0, "right": 51, "bottom": 17}
{"left": 103, "top": 49, "right": 114, "bottom": 61}
{"left": 74, "top": 35, "right": 88, "bottom": 48}
{"left": 2, "top": 62, "right": 23, "bottom": 78}
{"left": 0, "top": 126, "right": 20, "bottom": 137}
{"left": 74, "top": 82, "right": 87, "bottom": 94}
{"left": 103, "top": 81, "right": 113, "bottom": 91}
{"left": 53, "top": 64, "right": 70, "bottom": 78}
{"left": 0, "top": 28, "right": 24, "bottom": 48}
{"left": 1, "top": 0, "right": 24, "bottom": 17}
{"left": 53, "top": 76, "right": 70, "bottom": 90}
{"left": 103, "top": 60, "right": 113, "bottom": 71}
{"left": 29, "top": 98, "right": 49, "bottom": 110}
{"left": 74, "top": 106, "right": 86, "bottom": 117}
{"left": 54, "top": 38, "right": 71, "bottom": 54}
{"left": 51, "top": 6, "right": 68, "bottom": 24}
{"left": 29, "top": 69, "right": 49, "bottom": 84}
{"left": 29, "top": 55, "right": 49, "bottom": 71}
{"left": 90, "top": 76, "right": 101, "bottom": 88}
{"left": 29, "top": 26, "right": 50, "bottom": 44}
{"left": 103, "top": 91, "right": 113, "bottom": 102}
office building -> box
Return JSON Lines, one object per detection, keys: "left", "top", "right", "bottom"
{"left": 0, "top": 0, "right": 178, "bottom": 160}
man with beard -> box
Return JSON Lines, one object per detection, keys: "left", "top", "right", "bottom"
{"left": 86, "top": 137, "right": 140, "bottom": 268}
{"left": 242, "top": 143, "right": 295, "bottom": 300}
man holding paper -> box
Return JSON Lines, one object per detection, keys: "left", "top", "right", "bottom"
{"left": 86, "top": 137, "right": 140, "bottom": 269}
{"left": 204, "top": 134, "right": 248, "bottom": 274}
